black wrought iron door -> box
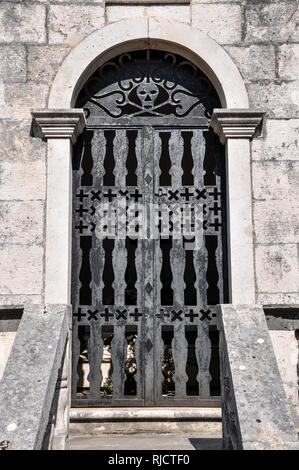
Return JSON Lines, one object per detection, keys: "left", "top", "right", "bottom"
{"left": 71, "top": 50, "right": 227, "bottom": 407}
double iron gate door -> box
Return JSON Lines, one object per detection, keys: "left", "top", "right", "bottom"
{"left": 71, "top": 50, "right": 227, "bottom": 406}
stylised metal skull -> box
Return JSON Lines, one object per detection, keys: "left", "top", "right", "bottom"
{"left": 136, "top": 82, "right": 159, "bottom": 110}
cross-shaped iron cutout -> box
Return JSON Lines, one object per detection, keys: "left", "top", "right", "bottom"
{"left": 101, "top": 308, "right": 114, "bottom": 321}
{"left": 209, "top": 188, "right": 221, "bottom": 200}
{"left": 200, "top": 309, "right": 212, "bottom": 321}
{"left": 168, "top": 190, "right": 179, "bottom": 201}
{"left": 75, "top": 221, "right": 88, "bottom": 233}
{"left": 115, "top": 309, "right": 127, "bottom": 320}
{"left": 104, "top": 189, "right": 117, "bottom": 202}
{"left": 209, "top": 202, "right": 221, "bottom": 216}
{"left": 76, "top": 204, "right": 88, "bottom": 218}
{"left": 130, "top": 189, "right": 142, "bottom": 202}
{"left": 87, "top": 309, "right": 99, "bottom": 321}
{"left": 185, "top": 309, "right": 199, "bottom": 322}
{"left": 180, "top": 188, "right": 193, "bottom": 201}
{"left": 76, "top": 190, "right": 89, "bottom": 203}
{"left": 195, "top": 188, "right": 207, "bottom": 200}
{"left": 90, "top": 190, "right": 101, "bottom": 201}
{"left": 171, "top": 310, "right": 183, "bottom": 321}
{"left": 73, "top": 308, "right": 86, "bottom": 322}
{"left": 210, "top": 218, "right": 222, "bottom": 231}
{"left": 130, "top": 308, "right": 142, "bottom": 321}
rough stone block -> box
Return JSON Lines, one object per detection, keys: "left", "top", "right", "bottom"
{"left": 191, "top": 4, "right": 242, "bottom": 44}
{"left": 253, "top": 200, "right": 299, "bottom": 244}
{"left": 0, "top": 84, "right": 48, "bottom": 120}
{"left": 278, "top": 44, "right": 299, "bottom": 80}
{"left": 255, "top": 244, "right": 299, "bottom": 293}
{"left": 245, "top": 2, "right": 299, "bottom": 43}
{"left": 0, "top": 46, "right": 26, "bottom": 83}
{"left": 247, "top": 81, "right": 299, "bottom": 119}
{"left": 0, "top": 120, "right": 46, "bottom": 162}
{"left": 0, "top": 245, "right": 43, "bottom": 295}
{"left": 0, "top": 4, "right": 46, "bottom": 44}
{"left": 106, "top": 5, "right": 190, "bottom": 23}
{"left": 48, "top": 5, "right": 105, "bottom": 45}
{"left": 224, "top": 45, "right": 275, "bottom": 80}
{"left": 252, "top": 161, "right": 299, "bottom": 200}
{"left": 252, "top": 119, "right": 299, "bottom": 161}
{"left": 0, "top": 159, "right": 46, "bottom": 201}
{"left": 27, "top": 46, "right": 71, "bottom": 83}
{"left": 0, "top": 201, "right": 44, "bottom": 245}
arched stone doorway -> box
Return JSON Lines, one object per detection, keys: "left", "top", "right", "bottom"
{"left": 31, "top": 16, "right": 264, "bottom": 415}
{"left": 71, "top": 49, "right": 227, "bottom": 406}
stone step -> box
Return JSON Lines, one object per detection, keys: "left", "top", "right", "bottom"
{"left": 70, "top": 407, "right": 222, "bottom": 435}
{"left": 69, "top": 433, "right": 223, "bottom": 450}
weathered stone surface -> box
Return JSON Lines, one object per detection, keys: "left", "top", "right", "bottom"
{"left": 224, "top": 45, "right": 275, "bottom": 80}
{"left": 252, "top": 119, "right": 299, "bottom": 161}
{"left": 0, "top": 159, "right": 46, "bottom": 200}
{"left": 269, "top": 330, "right": 298, "bottom": 415}
{"left": 0, "top": 4, "right": 46, "bottom": 44}
{"left": 247, "top": 81, "right": 299, "bottom": 119}
{"left": 28, "top": 46, "right": 71, "bottom": 83}
{"left": 255, "top": 245, "right": 299, "bottom": 293}
{"left": 278, "top": 44, "right": 299, "bottom": 81}
{"left": 252, "top": 161, "right": 299, "bottom": 200}
{"left": 253, "top": 200, "right": 299, "bottom": 244}
{"left": 191, "top": 4, "right": 242, "bottom": 44}
{"left": 258, "top": 293, "right": 299, "bottom": 305}
{"left": 0, "top": 120, "right": 46, "bottom": 162}
{"left": 218, "top": 304, "right": 299, "bottom": 450}
{"left": 245, "top": 2, "right": 299, "bottom": 43}
{"left": 106, "top": 5, "right": 190, "bottom": 23}
{"left": 0, "top": 295, "right": 43, "bottom": 306}
{"left": 0, "top": 201, "right": 44, "bottom": 245}
{"left": 0, "top": 45, "right": 26, "bottom": 83}
{"left": 48, "top": 5, "right": 105, "bottom": 45}
{"left": 0, "top": 245, "right": 43, "bottom": 295}
{"left": 0, "top": 84, "right": 48, "bottom": 120}
{"left": 0, "top": 304, "right": 71, "bottom": 450}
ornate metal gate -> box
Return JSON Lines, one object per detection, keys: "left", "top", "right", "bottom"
{"left": 71, "top": 50, "right": 227, "bottom": 406}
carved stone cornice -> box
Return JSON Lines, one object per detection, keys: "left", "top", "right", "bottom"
{"left": 31, "top": 109, "right": 86, "bottom": 144}
{"left": 210, "top": 109, "right": 266, "bottom": 144}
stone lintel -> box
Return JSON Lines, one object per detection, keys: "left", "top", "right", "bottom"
{"left": 211, "top": 109, "right": 266, "bottom": 144}
{"left": 31, "top": 109, "right": 86, "bottom": 144}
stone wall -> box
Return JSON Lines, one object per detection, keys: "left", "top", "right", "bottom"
{"left": 0, "top": 0, "right": 298, "bottom": 305}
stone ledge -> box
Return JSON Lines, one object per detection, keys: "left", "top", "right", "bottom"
{"left": 70, "top": 407, "right": 222, "bottom": 422}
{"left": 211, "top": 109, "right": 266, "bottom": 144}
{"left": 31, "top": 109, "right": 86, "bottom": 144}
{"left": 106, "top": 0, "right": 190, "bottom": 3}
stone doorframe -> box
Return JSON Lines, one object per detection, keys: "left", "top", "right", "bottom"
{"left": 32, "top": 18, "right": 265, "bottom": 307}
